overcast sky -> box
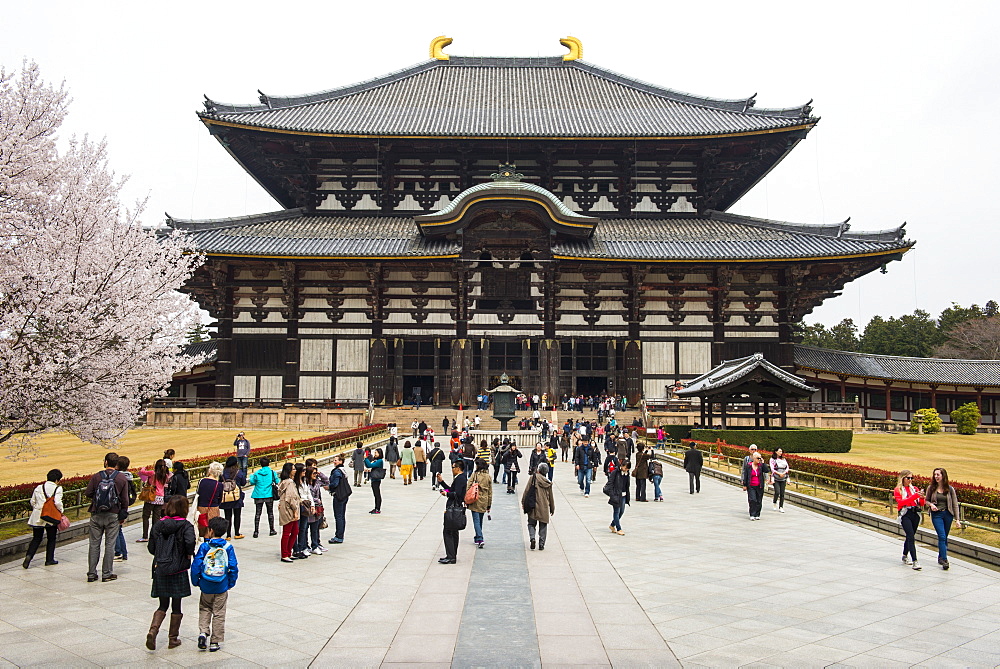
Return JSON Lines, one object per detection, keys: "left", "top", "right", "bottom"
{"left": 5, "top": 1, "right": 998, "bottom": 328}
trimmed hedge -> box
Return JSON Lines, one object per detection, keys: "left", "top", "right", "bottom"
{"left": 655, "top": 425, "right": 692, "bottom": 441}
{"left": 690, "top": 428, "right": 852, "bottom": 453}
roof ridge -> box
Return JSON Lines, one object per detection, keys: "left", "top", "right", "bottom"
{"left": 166, "top": 208, "right": 306, "bottom": 231}
{"left": 707, "top": 210, "right": 907, "bottom": 243}
{"left": 793, "top": 344, "right": 1000, "bottom": 365}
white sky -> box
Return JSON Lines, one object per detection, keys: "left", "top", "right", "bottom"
{"left": 5, "top": 1, "right": 999, "bottom": 327}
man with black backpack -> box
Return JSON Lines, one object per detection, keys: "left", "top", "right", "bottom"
{"left": 327, "top": 454, "right": 351, "bottom": 544}
{"left": 84, "top": 452, "right": 132, "bottom": 582}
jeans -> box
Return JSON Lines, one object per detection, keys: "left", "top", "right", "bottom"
{"left": 651, "top": 475, "right": 662, "bottom": 499}
{"left": 115, "top": 525, "right": 128, "bottom": 558}
{"left": 900, "top": 508, "right": 919, "bottom": 562}
{"left": 295, "top": 515, "right": 309, "bottom": 553}
{"left": 87, "top": 512, "right": 120, "bottom": 578}
{"left": 931, "top": 509, "right": 954, "bottom": 561}
{"left": 747, "top": 486, "right": 764, "bottom": 518}
{"left": 236, "top": 456, "right": 248, "bottom": 473}
{"left": 688, "top": 471, "right": 701, "bottom": 494}
{"left": 611, "top": 499, "right": 626, "bottom": 530}
{"left": 471, "top": 511, "right": 485, "bottom": 543}
{"left": 772, "top": 479, "right": 787, "bottom": 508}
{"left": 332, "top": 499, "right": 348, "bottom": 541}
{"left": 577, "top": 467, "right": 591, "bottom": 495}
{"left": 547, "top": 467, "right": 554, "bottom": 482}
{"left": 308, "top": 519, "right": 321, "bottom": 550}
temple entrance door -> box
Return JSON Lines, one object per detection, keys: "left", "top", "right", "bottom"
{"left": 403, "top": 375, "right": 435, "bottom": 406}
{"left": 575, "top": 376, "right": 608, "bottom": 396}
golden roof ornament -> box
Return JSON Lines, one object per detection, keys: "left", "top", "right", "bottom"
{"left": 560, "top": 36, "right": 583, "bottom": 61}
{"left": 430, "top": 36, "right": 452, "bottom": 60}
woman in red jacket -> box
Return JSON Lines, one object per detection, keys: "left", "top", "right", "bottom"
{"left": 893, "top": 470, "right": 925, "bottom": 570}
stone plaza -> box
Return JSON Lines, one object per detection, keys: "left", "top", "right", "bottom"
{"left": 2, "top": 461, "right": 1000, "bottom": 668}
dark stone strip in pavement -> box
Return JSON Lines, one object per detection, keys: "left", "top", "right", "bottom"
{"left": 452, "top": 484, "right": 541, "bottom": 669}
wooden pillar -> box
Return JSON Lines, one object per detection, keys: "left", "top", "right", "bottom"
{"left": 779, "top": 397, "right": 787, "bottom": 428}
{"left": 839, "top": 376, "right": 848, "bottom": 404}
{"left": 539, "top": 340, "right": 560, "bottom": 403}
{"left": 930, "top": 385, "right": 938, "bottom": 413}
{"left": 393, "top": 338, "right": 404, "bottom": 405}
{"left": 369, "top": 338, "right": 388, "bottom": 405}
{"left": 480, "top": 338, "right": 490, "bottom": 397}
{"left": 763, "top": 400, "right": 770, "bottom": 428}
{"left": 884, "top": 383, "right": 893, "bottom": 422}
{"left": 623, "top": 340, "right": 642, "bottom": 407}
{"left": 720, "top": 398, "right": 728, "bottom": 429}
{"left": 754, "top": 402, "right": 760, "bottom": 428}
{"left": 214, "top": 263, "right": 234, "bottom": 401}
{"left": 450, "top": 339, "right": 473, "bottom": 407}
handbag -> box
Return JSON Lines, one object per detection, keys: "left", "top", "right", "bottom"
{"left": 221, "top": 477, "right": 241, "bottom": 504}
{"left": 444, "top": 506, "right": 467, "bottom": 531}
{"left": 40, "top": 484, "right": 62, "bottom": 525}
{"left": 369, "top": 466, "right": 385, "bottom": 481}
{"left": 138, "top": 481, "right": 156, "bottom": 503}
{"left": 464, "top": 479, "right": 480, "bottom": 506}
{"left": 57, "top": 515, "right": 71, "bottom": 531}
{"left": 198, "top": 512, "right": 209, "bottom": 529}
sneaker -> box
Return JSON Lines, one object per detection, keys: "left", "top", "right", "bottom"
{"left": 477, "top": 542, "right": 485, "bottom": 549}
{"left": 773, "top": 503, "right": 778, "bottom": 511}
{"left": 329, "top": 538, "right": 343, "bottom": 544}
{"left": 114, "top": 555, "right": 126, "bottom": 562}
{"left": 281, "top": 557, "right": 294, "bottom": 563}
{"left": 312, "top": 547, "right": 323, "bottom": 555}
{"left": 269, "top": 529, "right": 277, "bottom": 536}
{"left": 912, "top": 561, "right": 922, "bottom": 571}
{"left": 318, "top": 545, "right": 329, "bottom": 553}
{"left": 779, "top": 507, "right": 785, "bottom": 513}
{"left": 942, "top": 559, "right": 950, "bottom": 570}
{"left": 209, "top": 642, "right": 220, "bottom": 652}
{"left": 902, "top": 556, "right": 912, "bottom": 565}
{"left": 584, "top": 493, "right": 589, "bottom": 498}
{"left": 198, "top": 634, "right": 208, "bottom": 650}
{"left": 136, "top": 538, "right": 148, "bottom": 543}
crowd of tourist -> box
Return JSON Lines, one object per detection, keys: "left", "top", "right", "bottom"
{"left": 17, "top": 415, "right": 968, "bottom": 654}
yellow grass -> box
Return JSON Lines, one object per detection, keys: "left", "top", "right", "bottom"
{"left": 0, "top": 429, "right": 330, "bottom": 487}
{"left": 820, "top": 432, "right": 1000, "bottom": 489}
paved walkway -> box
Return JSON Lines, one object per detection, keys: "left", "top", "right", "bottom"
{"left": 2, "top": 461, "right": 1000, "bottom": 667}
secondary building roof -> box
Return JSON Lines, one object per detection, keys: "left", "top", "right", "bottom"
{"left": 200, "top": 56, "right": 816, "bottom": 139}
{"left": 794, "top": 345, "right": 1000, "bottom": 387}
{"left": 677, "top": 353, "right": 818, "bottom": 397}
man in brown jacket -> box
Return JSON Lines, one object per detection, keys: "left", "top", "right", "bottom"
{"left": 632, "top": 445, "right": 651, "bottom": 502}
{"left": 523, "top": 463, "right": 555, "bottom": 550}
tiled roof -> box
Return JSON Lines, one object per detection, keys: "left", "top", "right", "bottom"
{"left": 168, "top": 208, "right": 910, "bottom": 261}
{"left": 200, "top": 56, "right": 816, "bottom": 138}
{"left": 183, "top": 340, "right": 218, "bottom": 364}
{"left": 677, "top": 353, "right": 817, "bottom": 395}
{"left": 794, "top": 345, "right": 1000, "bottom": 387}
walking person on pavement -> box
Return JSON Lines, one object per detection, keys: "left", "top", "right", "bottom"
{"left": 503, "top": 443, "right": 522, "bottom": 494}
{"left": 438, "top": 460, "right": 468, "bottom": 564}
{"left": 683, "top": 442, "right": 703, "bottom": 494}
{"left": 23, "top": 469, "right": 64, "bottom": 569}
{"left": 467, "top": 458, "right": 493, "bottom": 549}
{"left": 146, "top": 494, "right": 197, "bottom": 651}
{"left": 649, "top": 458, "right": 664, "bottom": 501}
{"left": 769, "top": 447, "right": 790, "bottom": 512}
{"left": 413, "top": 439, "right": 427, "bottom": 481}
{"left": 429, "top": 441, "right": 446, "bottom": 490}
{"left": 351, "top": 441, "right": 366, "bottom": 486}
{"left": 249, "top": 457, "right": 278, "bottom": 537}
{"left": 523, "top": 463, "right": 555, "bottom": 550}
{"left": 399, "top": 440, "right": 416, "bottom": 484}
{"left": 385, "top": 437, "right": 400, "bottom": 480}
{"left": 606, "top": 456, "right": 630, "bottom": 535}
{"left": 327, "top": 454, "right": 351, "bottom": 544}
{"left": 365, "top": 448, "right": 386, "bottom": 514}
{"left": 528, "top": 442, "right": 546, "bottom": 475}
{"left": 925, "top": 467, "right": 963, "bottom": 570}
{"left": 633, "top": 445, "right": 650, "bottom": 502}
{"left": 137, "top": 459, "right": 170, "bottom": 542}
{"left": 192, "top": 516, "right": 239, "bottom": 653}
{"left": 84, "top": 452, "right": 131, "bottom": 583}
{"left": 894, "top": 470, "right": 925, "bottom": 570}
{"left": 114, "top": 456, "right": 136, "bottom": 562}
{"left": 741, "top": 452, "right": 769, "bottom": 521}
{"left": 573, "top": 439, "right": 592, "bottom": 497}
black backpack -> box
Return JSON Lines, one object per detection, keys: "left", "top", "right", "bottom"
{"left": 94, "top": 471, "right": 120, "bottom": 512}
{"left": 522, "top": 478, "right": 537, "bottom": 514}
{"left": 332, "top": 469, "right": 353, "bottom": 501}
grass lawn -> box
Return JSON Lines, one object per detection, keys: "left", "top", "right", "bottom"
{"left": 818, "top": 432, "right": 1000, "bottom": 489}
{"left": 0, "top": 429, "right": 330, "bottom": 487}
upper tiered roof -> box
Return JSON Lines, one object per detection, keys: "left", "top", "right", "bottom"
{"left": 200, "top": 55, "right": 816, "bottom": 139}
{"left": 794, "top": 345, "right": 1000, "bottom": 387}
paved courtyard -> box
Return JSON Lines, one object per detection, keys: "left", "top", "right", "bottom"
{"left": 2, "top": 461, "right": 1000, "bottom": 668}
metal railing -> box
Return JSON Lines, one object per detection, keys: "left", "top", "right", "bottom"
{"left": 0, "top": 428, "right": 389, "bottom": 534}
{"left": 655, "top": 442, "right": 999, "bottom": 535}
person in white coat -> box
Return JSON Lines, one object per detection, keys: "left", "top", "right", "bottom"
{"left": 24, "top": 469, "right": 64, "bottom": 569}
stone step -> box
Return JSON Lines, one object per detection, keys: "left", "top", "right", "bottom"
{"left": 372, "top": 407, "right": 645, "bottom": 432}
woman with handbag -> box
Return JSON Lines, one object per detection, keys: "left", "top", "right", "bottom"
{"left": 249, "top": 456, "right": 278, "bottom": 537}
{"left": 925, "top": 467, "right": 963, "bottom": 570}
{"left": 23, "top": 469, "right": 65, "bottom": 569}
{"left": 438, "top": 459, "right": 468, "bottom": 564}
{"left": 137, "top": 459, "right": 171, "bottom": 542}
{"left": 894, "top": 470, "right": 926, "bottom": 570}
{"left": 365, "top": 448, "right": 386, "bottom": 514}
{"left": 277, "top": 463, "right": 301, "bottom": 563}
{"left": 146, "top": 494, "right": 197, "bottom": 651}
{"left": 467, "top": 458, "right": 493, "bottom": 549}
{"left": 219, "top": 456, "right": 247, "bottom": 540}
{"left": 304, "top": 466, "right": 327, "bottom": 555}
{"left": 195, "top": 462, "right": 225, "bottom": 540}
{"left": 292, "top": 464, "right": 314, "bottom": 559}
{"left": 399, "top": 440, "right": 417, "bottom": 485}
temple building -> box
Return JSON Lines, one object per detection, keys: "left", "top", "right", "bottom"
{"left": 167, "top": 36, "right": 913, "bottom": 410}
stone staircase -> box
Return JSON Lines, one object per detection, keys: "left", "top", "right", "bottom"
{"left": 371, "top": 406, "right": 645, "bottom": 432}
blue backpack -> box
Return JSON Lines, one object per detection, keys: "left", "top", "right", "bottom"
{"left": 201, "top": 543, "right": 230, "bottom": 582}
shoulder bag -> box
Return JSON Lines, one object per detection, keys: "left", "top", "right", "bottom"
{"left": 40, "top": 483, "right": 62, "bottom": 525}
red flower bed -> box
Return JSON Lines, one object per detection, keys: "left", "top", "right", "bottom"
{"left": 0, "top": 424, "right": 387, "bottom": 521}
{"left": 683, "top": 438, "right": 1000, "bottom": 516}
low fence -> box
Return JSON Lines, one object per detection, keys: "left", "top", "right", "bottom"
{"left": 469, "top": 430, "right": 544, "bottom": 448}
{"left": 659, "top": 442, "right": 1000, "bottom": 536}
{"left": 0, "top": 425, "right": 389, "bottom": 537}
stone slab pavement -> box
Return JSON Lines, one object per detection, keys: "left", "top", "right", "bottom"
{"left": 2, "top": 459, "right": 1000, "bottom": 667}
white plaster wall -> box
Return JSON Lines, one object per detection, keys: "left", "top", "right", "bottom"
{"left": 300, "top": 339, "right": 333, "bottom": 372}
{"left": 300, "top": 312, "right": 332, "bottom": 323}
{"left": 234, "top": 376, "right": 256, "bottom": 401}
{"left": 259, "top": 376, "right": 282, "bottom": 401}
{"left": 337, "top": 339, "right": 368, "bottom": 372}
{"left": 299, "top": 376, "right": 332, "bottom": 401}
{"left": 678, "top": 342, "right": 712, "bottom": 375}
{"left": 643, "top": 341, "right": 675, "bottom": 375}
{"left": 337, "top": 376, "right": 369, "bottom": 400}
{"left": 644, "top": 378, "right": 669, "bottom": 399}
{"left": 233, "top": 328, "right": 285, "bottom": 335}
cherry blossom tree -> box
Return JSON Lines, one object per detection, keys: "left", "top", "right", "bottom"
{"left": 0, "top": 61, "right": 204, "bottom": 451}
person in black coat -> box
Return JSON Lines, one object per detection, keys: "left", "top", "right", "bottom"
{"left": 428, "top": 443, "right": 446, "bottom": 490}
{"left": 683, "top": 443, "right": 704, "bottom": 494}
{"left": 438, "top": 460, "right": 468, "bottom": 564}
{"left": 607, "top": 456, "right": 630, "bottom": 535}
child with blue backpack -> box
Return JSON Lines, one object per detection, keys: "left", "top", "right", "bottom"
{"left": 191, "top": 516, "right": 238, "bottom": 652}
